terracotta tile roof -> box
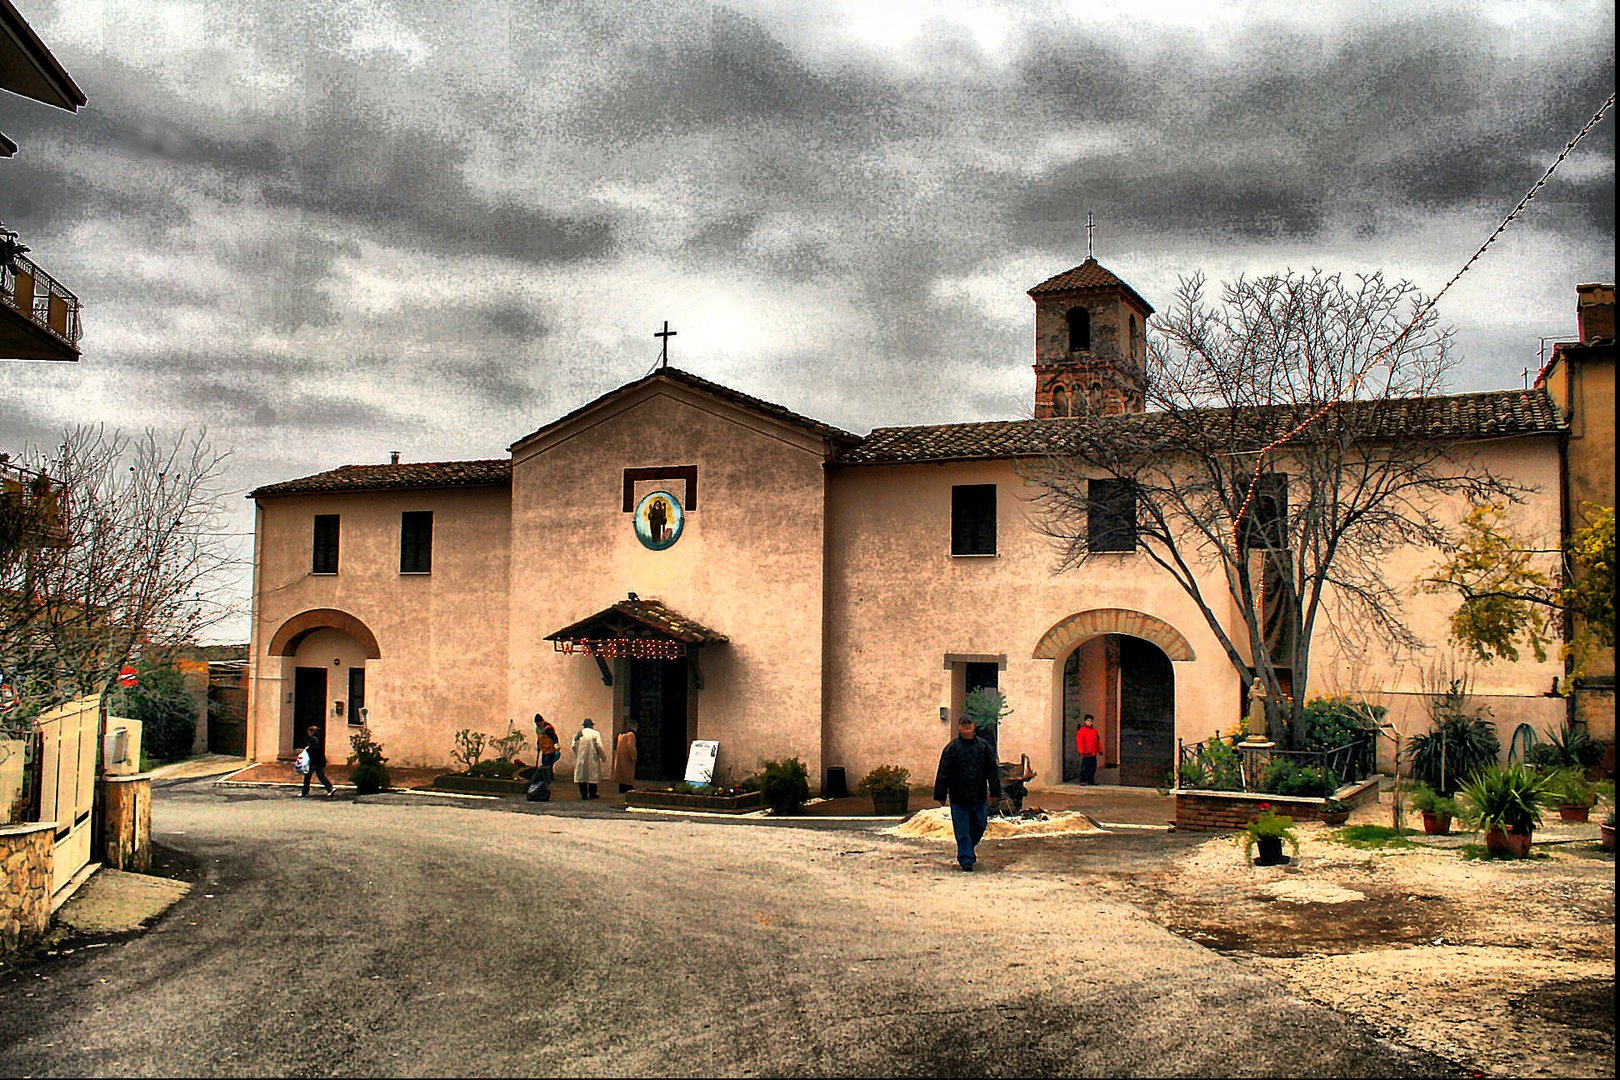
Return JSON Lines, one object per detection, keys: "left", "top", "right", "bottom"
{"left": 250, "top": 459, "right": 511, "bottom": 499}
{"left": 1027, "top": 257, "right": 1155, "bottom": 314}
{"left": 546, "top": 594, "right": 729, "bottom": 645}
{"left": 836, "top": 388, "right": 1565, "bottom": 466}
{"left": 510, "top": 367, "right": 859, "bottom": 452}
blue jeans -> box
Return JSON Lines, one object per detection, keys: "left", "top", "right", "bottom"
{"left": 949, "top": 801, "right": 989, "bottom": 868}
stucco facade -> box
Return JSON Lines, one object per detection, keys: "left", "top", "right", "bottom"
{"left": 246, "top": 263, "right": 1603, "bottom": 789}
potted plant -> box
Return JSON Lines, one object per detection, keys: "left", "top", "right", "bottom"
{"left": 1408, "top": 783, "right": 1459, "bottom": 835}
{"left": 1238, "top": 804, "right": 1300, "bottom": 866}
{"left": 1458, "top": 764, "right": 1550, "bottom": 858}
{"left": 1601, "top": 811, "right": 1615, "bottom": 853}
{"left": 856, "top": 764, "right": 911, "bottom": 815}
{"left": 1546, "top": 767, "right": 1599, "bottom": 824}
{"left": 1318, "top": 798, "right": 1351, "bottom": 826}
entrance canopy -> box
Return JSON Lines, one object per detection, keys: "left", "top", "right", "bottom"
{"left": 545, "top": 593, "right": 728, "bottom": 661}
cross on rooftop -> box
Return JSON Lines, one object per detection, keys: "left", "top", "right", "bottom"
{"left": 655, "top": 320, "right": 677, "bottom": 368}
{"left": 1085, "top": 212, "right": 1096, "bottom": 259}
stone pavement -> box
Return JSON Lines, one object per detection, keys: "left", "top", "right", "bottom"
{"left": 51, "top": 869, "right": 190, "bottom": 936}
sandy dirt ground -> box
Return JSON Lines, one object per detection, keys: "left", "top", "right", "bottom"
{"left": 1069, "top": 794, "right": 1615, "bottom": 1079}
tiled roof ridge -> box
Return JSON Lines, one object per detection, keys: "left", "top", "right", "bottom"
{"left": 837, "top": 387, "right": 1564, "bottom": 466}
{"left": 250, "top": 457, "right": 511, "bottom": 499}
{"left": 1027, "top": 257, "right": 1156, "bottom": 313}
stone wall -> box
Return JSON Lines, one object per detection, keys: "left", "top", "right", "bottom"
{"left": 101, "top": 776, "right": 151, "bottom": 873}
{"left": 1173, "top": 778, "right": 1381, "bottom": 831}
{"left": 1, "top": 823, "right": 55, "bottom": 955}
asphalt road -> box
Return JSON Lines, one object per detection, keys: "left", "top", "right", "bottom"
{"left": 0, "top": 783, "right": 1458, "bottom": 1077}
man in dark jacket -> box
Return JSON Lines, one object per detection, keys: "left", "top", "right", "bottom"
{"left": 301, "top": 724, "right": 335, "bottom": 797}
{"left": 934, "top": 716, "right": 1002, "bottom": 871}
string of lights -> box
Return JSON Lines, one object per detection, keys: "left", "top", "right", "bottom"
{"left": 1231, "top": 91, "right": 1617, "bottom": 544}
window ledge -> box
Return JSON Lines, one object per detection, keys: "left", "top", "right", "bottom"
{"left": 399, "top": 571, "right": 433, "bottom": 576}
{"left": 310, "top": 571, "right": 338, "bottom": 577}
{"left": 951, "top": 552, "right": 999, "bottom": 559}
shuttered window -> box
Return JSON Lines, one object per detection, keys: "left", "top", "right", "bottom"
{"left": 400, "top": 510, "right": 433, "bottom": 574}
{"left": 311, "top": 515, "right": 339, "bottom": 575}
{"left": 951, "top": 484, "right": 997, "bottom": 556}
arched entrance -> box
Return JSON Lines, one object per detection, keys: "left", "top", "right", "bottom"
{"left": 268, "top": 609, "right": 381, "bottom": 759}
{"left": 1035, "top": 609, "right": 1193, "bottom": 788}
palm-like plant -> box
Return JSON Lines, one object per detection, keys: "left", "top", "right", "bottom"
{"left": 1407, "top": 709, "right": 1500, "bottom": 794}
{"left": 1458, "top": 764, "right": 1552, "bottom": 836}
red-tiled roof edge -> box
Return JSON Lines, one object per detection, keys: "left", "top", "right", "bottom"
{"left": 1027, "top": 258, "right": 1156, "bottom": 314}
{"left": 508, "top": 367, "right": 859, "bottom": 453}
{"left": 249, "top": 459, "right": 512, "bottom": 499}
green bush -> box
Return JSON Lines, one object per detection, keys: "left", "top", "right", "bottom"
{"left": 1459, "top": 764, "right": 1552, "bottom": 836}
{"left": 347, "top": 725, "right": 390, "bottom": 795}
{"left": 1260, "top": 759, "right": 1339, "bottom": 798}
{"left": 1238, "top": 807, "right": 1300, "bottom": 859}
{"left": 1406, "top": 685, "right": 1499, "bottom": 795}
{"left": 1407, "top": 782, "right": 1460, "bottom": 818}
{"left": 1299, "top": 695, "right": 1383, "bottom": 751}
{"left": 856, "top": 764, "right": 911, "bottom": 797}
{"left": 759, "top": 757, "right": 809, "bottom": 815}
{"left": 468, "top": 759, "right": 518, "bottom": 779}
{"left": 1527, "top": 723, "right": 1602, "bottom": 771}
{"left": 116, "top": 659, "right": 196, "bottom": 762}
{"left": 1545, "top": 766, "right": 1598, "bottom": 808}
{"left": 1179, "top": 738, "right": 1242, "bottom": 791}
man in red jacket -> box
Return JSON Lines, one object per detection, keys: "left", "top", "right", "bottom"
{"left": 1076, "top": 714, "right": 1102, "bottom": 785}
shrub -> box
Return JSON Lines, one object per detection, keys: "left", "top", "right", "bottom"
{"left": 759, "top": 757, "right": 809, "bottom": 815}
{"left": 117, "top": 659, "right": 196, "bottom": 762}
{"left": 1259, "top": 759, "right": 1338, "bottom": 798}
{"left": 1527, "top": 722, "right": 1602, "bottom": 771}
{"left": 468, "top": 759, "right": 518, "bottom": 779}
{"left": 856, "top": 764, "right": 911, "bottom": 797}
{"left": 1407, "top": 782, "right": 1460, "bottom": 818}
{"left": 488, "top": 720, "right": 528, "bottom": 766}
{"left": 1299, "top": 695, "right": 1383, "bottom": 752}
{"left": 1458, "top": 764, "right": 1552, "bottom": 836}
{"left": 1406, "top": 682, "right": 1499, "bottom": 795}
{"left": 1179, "top": 738, "right": 1242, "bottom": 791}
{"left": 347, "top": 725, "right": 390, "bottom": 795}
{"left": 451, "top": 729, "right": 488, "bottom": 773}
{"left": 1545, "top": 766, "right": 1598, "bottom": 808}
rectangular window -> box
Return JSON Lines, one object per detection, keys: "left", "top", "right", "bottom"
{"left": 1088, "top": 479, "right": 1137, "bottom": 552}
{"left": 951, "top": 484, "right": 997, "bottom": 556}
{"left": 347, "top": 667, "right": 366, "bottom": 728}
{"left": 400, "top": 510, "right": 433, "bottom": 574}
{"left": 311, "top": 514, "right": 340, "bottom": 575}
{"left": 1239, "top": 473, "right": 1289, "bottom": 551}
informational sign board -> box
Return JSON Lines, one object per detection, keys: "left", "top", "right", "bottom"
{"left": 683, "top": 739, "right": 719, "bottom": 784}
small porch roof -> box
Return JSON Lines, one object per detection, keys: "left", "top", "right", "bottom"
{"left": 544, "top": 594, "right": 728, "bottom": 645}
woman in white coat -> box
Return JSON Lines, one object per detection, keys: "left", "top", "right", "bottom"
{"left": 572, "top": 719, "right": 607, "bottom": 800}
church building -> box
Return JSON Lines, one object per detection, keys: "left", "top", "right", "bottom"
{"left": 246, "top": 259, "right": 1582, "bottom": 790}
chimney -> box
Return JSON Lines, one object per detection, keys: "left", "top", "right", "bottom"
{"left": 1575, "top": 282, "right": 1614, "bottom": 343}
{"left": 389, "top": 451, "right": 401, "bottom": 465}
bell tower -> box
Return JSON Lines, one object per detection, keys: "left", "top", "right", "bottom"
{"left": 1028, "top": 258, "right": 1154, "bottom": 418}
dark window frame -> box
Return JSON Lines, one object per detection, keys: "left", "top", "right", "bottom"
{"left": 311, "top": 514, "right": 340, "bottom": 575}
{"left": 1239, "top": 473, "right": 1289, "bottom": 551}
{"left": 951, "top": 484, "right": 997, "bottom": 557}
{"left": 1067, "top": 306, "right": 1091, "bottom": 352}
{"left": 1088, "top": 478, "right": 1138, "bottom": 553}
{"left": 400, "top": 510, "right": 434, "bottom": 574}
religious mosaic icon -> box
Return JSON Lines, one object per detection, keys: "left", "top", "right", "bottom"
{"left": 633, "top": 489, "right": 684, "bottom": 550}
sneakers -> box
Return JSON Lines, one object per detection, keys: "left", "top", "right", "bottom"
{"left": 325, "top": 787, "right": 336, "bottom": 797}
{"left": 959, "top": 862, "right": 975, "bottom": 872}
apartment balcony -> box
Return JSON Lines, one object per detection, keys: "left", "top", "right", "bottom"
{"left": 1, "top": 250, "right": 81, "bottom": 361}
{"left": 0, "top": 460, "right": 69, "bottom": 548}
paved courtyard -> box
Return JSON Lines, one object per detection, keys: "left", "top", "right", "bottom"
{"left": 0, "top": 782, "right": 1458, "bottom": 1077}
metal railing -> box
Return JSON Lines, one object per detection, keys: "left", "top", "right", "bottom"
{"left": 1, "top": 250, "right": 82, "bottom": 348}
{"left": 1176, "top": 732, "right": 1374, "bottom": 794}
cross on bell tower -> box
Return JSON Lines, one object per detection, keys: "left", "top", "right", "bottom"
{"left": 1084, "top": 212, "right": 1095, "bottom": 259}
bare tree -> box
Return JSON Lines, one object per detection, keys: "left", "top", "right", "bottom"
{"left": 0, "top": 426, "right": 239, "bottom": 714}
{"left": 1027, "top": 270, "right": 1524, "bottom": 747}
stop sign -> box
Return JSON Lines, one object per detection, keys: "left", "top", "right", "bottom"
{"left": 118, "top": 664, "right": 138, "bottom": 687}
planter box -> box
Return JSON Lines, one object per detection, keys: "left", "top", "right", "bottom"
{"left": 624, "top": 790, "right": 763, "bottom": 813}
{"left": 431, "top": 774, "right": 529, "bottom": 796}
{"left": 1173, "top": 777, "right": 1381, "bottom": 831}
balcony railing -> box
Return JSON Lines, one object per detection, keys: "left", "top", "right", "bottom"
{"left": 1, "top": 250, "right": 82, "bottom": 349}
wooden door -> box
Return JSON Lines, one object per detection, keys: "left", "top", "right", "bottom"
{"left": 630, "top": 656, "right": 689, "bottom": 781}
{"left": 293, "top": 667, "right": 327, "bottom": 751}
{"left": 1118, "top": 638, "right": 1175, "bottom": 787}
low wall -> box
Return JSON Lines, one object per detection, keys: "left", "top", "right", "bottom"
{"left": 101, "top": 775, "right": 152, "bottom": 873}
{"left": 1174, "top": 778, "right": 1381, "bottom": 832}
{"left": 1, "top": 822, "right": 56, "bottom": 956}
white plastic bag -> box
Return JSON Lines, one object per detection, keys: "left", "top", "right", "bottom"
{"left": 294, "top": 748, "right": 311, "bottom": 775}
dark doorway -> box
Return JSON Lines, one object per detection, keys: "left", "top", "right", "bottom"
{"left": 1118, "top": 637, "right": 1174, "bottom": 787}
{"left": 629, "top": 656, "right": 689, "bottom": 781}
{"left": 293, "top": 667, "right": 327, "bottom": 752}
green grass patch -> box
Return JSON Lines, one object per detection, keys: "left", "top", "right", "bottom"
{"left": 1330, "top": 824, "right": 1419, "bottom": 850}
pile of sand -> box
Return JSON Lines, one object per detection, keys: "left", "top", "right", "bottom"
{"left": 887, "top": 806, "right": 1102, "bottom": 841}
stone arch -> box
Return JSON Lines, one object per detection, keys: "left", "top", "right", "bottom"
{"left": 268, "top": 608, "right": 382, "bottom": 659}
{"left": 1032, "top": 608, "right": 1194, "bottom": 662}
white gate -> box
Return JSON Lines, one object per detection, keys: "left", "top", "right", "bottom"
{"left": 35, "top": 694, "right": 100, "bottom": 895}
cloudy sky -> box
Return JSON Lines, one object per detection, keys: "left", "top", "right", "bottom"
{"left": 1, "top": 0, "right": 1614, "bottom": 641}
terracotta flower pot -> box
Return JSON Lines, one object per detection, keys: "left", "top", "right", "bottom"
{"left": 1600, "top": 823, "right": 1615, "bottom": 853}
{"left": 1558, "top": 804, "right": 1591, "bottom": 824}
{"left": 1421, "top": 810, "right": 1452, "bottom": 835}
{"left": 1483, "top": 826, "right": 1532, "bottom": 858}
{"left": 1320, "top": 811, "right": 1350, "bottom": 826}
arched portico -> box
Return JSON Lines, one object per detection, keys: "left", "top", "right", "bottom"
{"left": 1037, "top": 609, "right": 1193, "bottom": 787}
{"left": 267, "top": 609, "right": 381, "bottom": 760}
{"left": 268, "top": 608, "right": 382, "bottom": 658}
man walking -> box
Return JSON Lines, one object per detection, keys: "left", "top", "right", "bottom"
{"left": 1076, "top": 714, "right": 1102, "bottom": 785}
{"left": 933, "top": 716, "right": 1001, "bottom": 872}
{"left": 528, "top": 713, "right": 560, "bottom": 802}
{"left": 301, "top": 724, "right": 335, "bottom": 797}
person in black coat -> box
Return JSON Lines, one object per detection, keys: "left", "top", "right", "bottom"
{"left": 933, "top": 716, "right": 1001, "bottom": 871}
{"left": 301, "top": 723, "right": 335, "bottom": 797}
